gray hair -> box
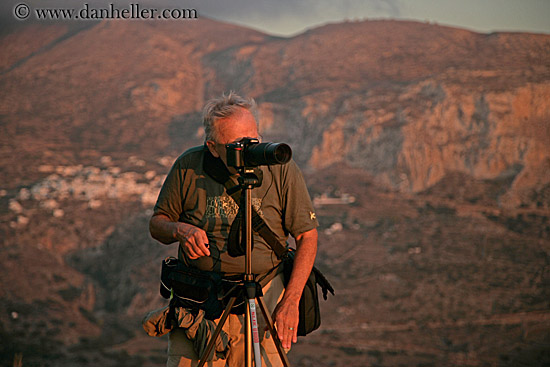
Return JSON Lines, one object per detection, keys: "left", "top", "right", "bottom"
{"left": 202, "top": 91, "right": 258, "bottom": 142}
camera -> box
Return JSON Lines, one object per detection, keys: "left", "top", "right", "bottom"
{"left": 226, "top": 138, "right": 292, "bottom": 168}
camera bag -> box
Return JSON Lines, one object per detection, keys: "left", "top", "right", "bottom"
{"left": 280, "top": 248, "right": 334, "bottom": 335}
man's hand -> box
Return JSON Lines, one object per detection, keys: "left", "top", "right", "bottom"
{"left": 149, "top": 214, "right": 210, "bottom": 259}
{"left": 175, "top": 222, "right": 210, "bottom": 259}
{"left": 272, "top": 296, "right": 299, "bottom": 349}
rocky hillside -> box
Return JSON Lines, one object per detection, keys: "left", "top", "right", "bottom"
{"left": 2, "top": 19, "right": 549, "bottom": 208}
{"left": 1, "top": 18, "right": 549, "bottom": 366}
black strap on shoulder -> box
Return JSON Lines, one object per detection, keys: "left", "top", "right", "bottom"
{"left": 223, "top": 179, "right": 288, "bottom": 259}
{"left": 202, "top": 145, "right": 232, "bottom": 184}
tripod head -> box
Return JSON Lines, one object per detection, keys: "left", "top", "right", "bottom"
{"left": 236, "top": 167, "right": 263, "bottom": 190}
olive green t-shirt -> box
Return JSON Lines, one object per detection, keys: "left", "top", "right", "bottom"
{"left": 153, "top": 145, "right": 318, "bottom": 275}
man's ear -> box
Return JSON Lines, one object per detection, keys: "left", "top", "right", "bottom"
{"left": 206, "top": 140, "right": 220, "bottom": 158}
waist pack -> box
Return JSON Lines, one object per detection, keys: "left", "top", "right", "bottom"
{"left": 160, "top": 257, "right": 224, "bottom": 320}
{"left": 282, "top": 249, "right": 334, "bottom": 336}
{"left": 160, "top": 257, "right": 268, "bottom": 320}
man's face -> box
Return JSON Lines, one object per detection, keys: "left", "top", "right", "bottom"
{"left": 206, "top": 108, "right": 259, "bottom": 171}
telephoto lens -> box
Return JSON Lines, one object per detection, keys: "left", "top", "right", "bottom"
{"left": 226, "top": 138, "right": 292, "bottom": 168}
{"left": 245, "top": 142, "right": 292, "bottom": 166}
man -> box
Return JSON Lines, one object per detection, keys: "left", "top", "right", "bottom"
{"left": 149, "top": 92, "right": 318, "bottom": 366}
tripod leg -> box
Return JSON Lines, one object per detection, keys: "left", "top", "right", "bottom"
{"left": 197, "top": 296, "right": 237, "bottom": 367}
{"left": 248, "top": 298, "right": 262, "bottom": 367}
{"left": 245, "top": 300, "right": 252, "bottom": 366}
{"left": 256, "top": 296, "right": 291, "bottom": 367}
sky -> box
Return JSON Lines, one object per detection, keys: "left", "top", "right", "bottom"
{"left": 2, "top": 0, "right": 550, "bottom": 36}
{"left": 177, "top": 0, "right": 550, "bottom": 36}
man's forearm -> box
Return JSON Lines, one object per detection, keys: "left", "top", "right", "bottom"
{"left": 284, "top": 228, "right": 318, "bottom": 302}
{"left": 150, "top": 215, "right": 211, "bottom": 258}
{"left": 149, "top": 214, "right": 178, "bottom": 244}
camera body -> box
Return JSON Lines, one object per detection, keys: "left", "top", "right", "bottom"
{"left": 226, "top": 138, "right": 292, "bottom": 168}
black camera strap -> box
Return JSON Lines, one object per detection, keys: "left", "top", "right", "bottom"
{"left": 224, "top": 181, "right": 288, "bottom": 260}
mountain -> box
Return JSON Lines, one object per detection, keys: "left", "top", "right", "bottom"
{"left": 1, "top": 18, "right": 549, "bottom": 366}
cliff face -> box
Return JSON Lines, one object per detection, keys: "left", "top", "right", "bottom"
{"left": 309, "top": 81, "right": 550, "bottom": 209}
{"left": 403, "top": 83, "right": 549, "bottom": 206}
{"left": 1, "top": 18, "right": 549, "bottom": 367}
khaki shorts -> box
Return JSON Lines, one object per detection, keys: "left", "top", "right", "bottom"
{"left": 167, "top": 273, "right": 287, "bottom": 367}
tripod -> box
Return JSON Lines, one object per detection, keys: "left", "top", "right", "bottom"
{"left": 197, "top": 168, "right": 290, "bottom": 367}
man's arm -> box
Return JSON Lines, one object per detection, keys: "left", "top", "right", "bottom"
{"left": 272, "top": 227, "right": 318, "bottom": 349}
{"left": 149, "top": 214, "right": 210, "bottom": 259}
